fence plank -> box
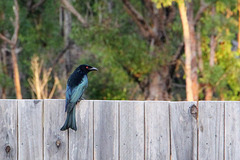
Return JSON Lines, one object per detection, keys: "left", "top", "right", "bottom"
{"left": 18, "top": 100, "right": 43, "bottom": 160}
{"left": 198, "top": 101, "right": 224, "bottom": 160}
{"left": 69, "top": 100, "right": 93, "bottom": 160}
{"left": 44, "top": 99, "right": 68, "bottom": 160}
{"left": 225, "top": 102, "right": 240, "bottom": 160}
{"left": 120, "top": 101, "right": 144, "bottom": 160}
{"left": 145, "top": 101, "right": 170, "bottom": 160}
{"left": 0, "top": 100, "right": 17, "bottom": 160}
{"left": 94, "top": 100, "right": 118, "bottom": 160}
{"left": 2, "top": 100, "right": 240, "bottom": 159}
{"left": 170, "top": 102, "right": 197, "bottom": 160}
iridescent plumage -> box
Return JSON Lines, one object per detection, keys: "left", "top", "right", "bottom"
{"left": 61, "top": 64, "right": 97, "bottom": 131}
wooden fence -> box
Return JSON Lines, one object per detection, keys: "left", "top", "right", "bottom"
{"left": 0, "top": 100, "right": 240, "bottom": 160}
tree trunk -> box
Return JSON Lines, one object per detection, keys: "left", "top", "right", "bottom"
{"left": 188, "top": 2, "right": 199, "bottom": 101}
{"left": 61, "top": 0, "right": 87, "bottom": 26}
{"left": 205, "top": 7, "right": 216, "bottom": 100}
{"left": 189, "top": 28, "right": 199, "bottom": 101}
{"left": 144, "top": 68, "right": 171, "bottom": 100}
{"left": 121, "top": 0, "right": 179, "bottom": 100}
{"left": 178, "top": 0, "right": 193, "bottom": 101}
{"left": 0, "top": 36, "right": 7, "bottom": 98}
{"left": 63, "top": 4, "right": 72, "bottom": 74}
{"left": 205, "top": 35, "right": 217, "bottom": 100}
{"left": 197, "top": 28, "right": 204, "bottom": 73}
{"left": 238, "top": 0, "right": 240, "bottom": 50}
{"left": 209, "top": 35, "right": 216, "bottom": 67}
{"left": 11, "top": 47, "right": 22, "bottom": 99}
{"left": 59, "top": 3, "right": 72, "bottom": 79}
{"left": 0, "top": 0, "right": 22, "bottom": 99}
{"left": 0, "top": 46, "right": 8, "bottom": 99}
{"left": 205, "top": 85, "right": 213, "bottom": 100}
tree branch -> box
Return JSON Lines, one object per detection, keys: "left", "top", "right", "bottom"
{"left": 122, "top": 0, "right": 152, "bottom": 38}
{"left": 169, "top": 42, "right": 184, "bottom": 78}
{"left": 121, "top": 64, "right": 147, "bottom": 92}
{"left": 11, "top": 0, "right": 20, "bottom": 46}
{"left": 172, "top": 42, "right": 184, "bottom": 63}
{"left": 0, "top": 33, "right": 14, "bottom": 45}
{"left": 194, "top": 0, "right": 210, "bottom": 25}
{"left": 51, "top": 41, "right": 73, "bottom": 68}
{"left": 0, "top": 0, "right": 20, "bottom": 47}
{"left": 61, "top": 0, "right": 87, "bottom": 26}
{"left": 31, "top": 0, "right": 46, "bottom": 11}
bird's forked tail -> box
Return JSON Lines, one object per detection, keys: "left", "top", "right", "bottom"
{"left": 60, "top": 107, "right": 77, "bottom": 131}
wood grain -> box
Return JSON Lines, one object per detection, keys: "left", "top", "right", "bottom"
{"left": 225, "top": 101, "right": 240, "bottom": 160}
{"left": 18, "top": 100, "right": 43, "bottom": 160}
{"left": 93, "top": 100, "right": 118, "bottom": 160}
{"left": 0, "top": 100, "right": 17, "bottom": 160}
{"left": 170, "top": 101, "right": 197, "bottom": 160}
{"left": 44, "top": 99, "right": 68, "bottom": 160}
{"left": 198, "top": 101, "right": 224, "bottom": 160}
{"left": 1, "top": 100, "right": 240, "bottom": 159}
{"left": 145, "top": 101, "right": 170, "bottom": 160}
{"left": 119, "top": 101, "right": 144, "bottom": 160}
{"left": 69, "top": 100, "right": 93, "bottom": 160}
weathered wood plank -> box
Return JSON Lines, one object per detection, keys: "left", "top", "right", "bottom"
{"left": 145, "top": 101, "right": 170, "bottom": 160}
{"left": 0, "top": 100, "right": 17, "bottom": 160}
{"left": 170, "top": 101, "right": 197, "bottom": 160}
{"left": 198, "top": 101, "right": 224, "bottom": 160}
{"left": 94, "top": 100, "right": 118, "bottom": 160}
{"left": 69, "top": 100, "right": 93, "bottom": 160}
{"left": 225, "top": 101, "right": 240, "bottom": 160}
{"left": 18, "top": 100, "right": 43, "bottom": 160}
{"left": 44, "top": 99, "right": 68, "bottom": 160}
{"left": 120, "top": 101, "right": 144, "bottom": 160}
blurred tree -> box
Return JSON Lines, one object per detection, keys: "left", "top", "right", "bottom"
{"left": 199, "top": 0, "right": 239, "bottom": 100}
{"left": 0, "top": 0, "right": 22, "bottom": 99}
{"left": 0, "top": 0, "right": 240, "bottom": 101}
{"left": 238, "top": 0, "right": 240, "bottom": 50}
{"left": 120, "top": 0, "right": 182, "bottom": 100}
{"left": 69, "top": 0, "right": 184, "bottom": 100}
{"left": 148, "top": 0, "right": 209, "bottom": 100}
{"left": 205, "top": 6, "right": 217, "bottom": 100}
{"left": 178, "top": 0, "right": 194, "bottom": 100}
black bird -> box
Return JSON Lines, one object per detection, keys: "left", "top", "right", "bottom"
{"left": 60, "top": 64, "right": 98, "bottom": 131}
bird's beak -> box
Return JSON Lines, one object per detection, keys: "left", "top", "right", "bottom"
{"left": 89, "top": 67, "right": 98, "bottom": 71}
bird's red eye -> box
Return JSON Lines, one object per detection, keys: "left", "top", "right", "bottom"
{"left": 86, "top": 66, "right": 88, "bottom": 69}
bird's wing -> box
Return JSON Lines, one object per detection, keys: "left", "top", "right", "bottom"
{"left": 65, "top": 84, "right": 71, "bottom": 112}
{"left": 66, "top": 76, "right": 88, "bottom": 113}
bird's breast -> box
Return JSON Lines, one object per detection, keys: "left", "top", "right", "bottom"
{"left": 81, "top": 75, "right": 88, "bottom": 87}
{"left": 69, "top": 75, "right": 88, "bottom": 103}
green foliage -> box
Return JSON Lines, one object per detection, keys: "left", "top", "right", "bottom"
{"left": 0, "top": 72, "right": 13, "bottom": 88}
{"left": 1, "top": 0, "right": 240, "bottom": 100}
{"left": 70, "top": 0, "right": 184, "bottom": 99}
{"left": 152, "top": 0, "right": 174, "bottom": 8}
{"left": 215, "top": 42, "right": 240, "bottom": 100}
{"left": 0, "top": 0, "right": 63, "bottom": 98}
{"left": 69, "top": 0, "right": 165, "bottom": 99}
{"left": 71, "top": 23, "right": 151, "bottom": 99}
{"left": 0, "top": 0, "right": 14, "bottom": 33}
{"left": 199, "top": 3, "right": 240, "bottom": 100}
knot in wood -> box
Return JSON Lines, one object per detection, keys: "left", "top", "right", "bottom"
{"left": 5, "top": 145, "right": 11, "bottom": 153}
{"left": 56, "top": 140, "right": 61, "bottom": 148}
{"left": 190, "top": 104, "right": 198, "bottom": 119}
{"left": 34, "top": 100, "right": 40, "bottom": 104}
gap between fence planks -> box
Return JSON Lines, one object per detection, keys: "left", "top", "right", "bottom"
{"left": 1, "top": 100, "right": 240, "bottom": 160}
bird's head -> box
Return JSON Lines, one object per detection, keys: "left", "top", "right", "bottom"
{"left": 78, "top": 64, "right": 98, "bottom": 74}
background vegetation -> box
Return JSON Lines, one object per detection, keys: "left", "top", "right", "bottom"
{"left": 0, "top": 0, "right": 240, "bottom": 100}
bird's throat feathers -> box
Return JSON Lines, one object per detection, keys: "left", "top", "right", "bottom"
{"left": 68, "top": 69, "right": 88, "bottom": 88}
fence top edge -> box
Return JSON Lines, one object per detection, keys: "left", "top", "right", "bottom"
{"left": 1, "top": 99, "right": 240, "bottom": 102}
